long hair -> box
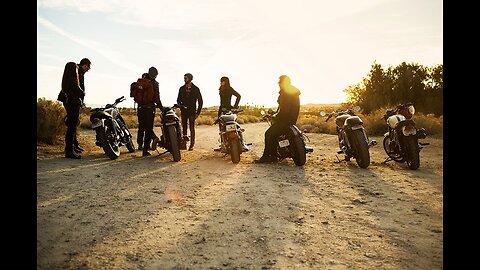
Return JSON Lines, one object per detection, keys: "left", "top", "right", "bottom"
{"left": 219, "top": 76, "right": 231, "bottom": 91}
{"left": 61, "top": 62, "right": 79, "bottom": 92}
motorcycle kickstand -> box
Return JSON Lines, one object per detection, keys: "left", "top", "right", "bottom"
{"left": 381, "top": 157, "right": 393, "bottom": 164}
{"left": 334, "top": 155, "right": 343, "bottom": 163}
{"left": 155, "top": 149, "right": 169, "bottom": 157}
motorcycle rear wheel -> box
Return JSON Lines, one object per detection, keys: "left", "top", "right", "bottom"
{"left": 98, "top": 126, "right": 120, "bottom": 160}
{"left": 350, "top": 129, "right": 370, "bottom": 168}
{"left": 125, "top": 134, "right": 135, "bottom": 153}
{"left": 229, "top": 138, "right": 241, "bottom": 164}
{"left": 291, "top": 135, "right": 306, "bottom": 166}
{"left": 404, "top": 136, "right": 420, "bottom": 170}
{"left": 167, "top": 125, "right": 181, "bottom": 162}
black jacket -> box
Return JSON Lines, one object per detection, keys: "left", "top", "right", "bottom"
{"left": 65, "top": 77, "right": 85, "bottom": 107}
{"left": 77, "top": 64, "right": 86, "bottom": 102}
{"left": 275, "top": 85, "right": 301, "bottom": 125}
{"left": 147, "top": 76, "right": 164, "bottom": 111}
{"left": 219, "top": 87, "right": 241, "bottom": 110}
{"left": 177, "top": 83, "right": 203, "bottom": 115}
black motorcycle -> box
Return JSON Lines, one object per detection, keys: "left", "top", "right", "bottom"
{"left": 90, "top": 96, "right": 135, "bottom": 160}
{"left": 382, "top": 103, "right": 428, "bottom": 170}
{"left": 260, "top": 109, "right": 313, "bottom": 166}
{"left": 214, "top": 108, "right": 248, "bottom": 164}
{"left": 152, "top": 104, "right": 186, "bottom": 162}
{"left": 320, "top": 106, "right": 376, "bottom": 168}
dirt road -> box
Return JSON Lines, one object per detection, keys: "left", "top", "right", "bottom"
{"left": 37, "top": 122, "right": 443, "bottom": 269}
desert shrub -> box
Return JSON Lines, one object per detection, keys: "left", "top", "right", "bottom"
{"left": 37, "top": 98, "right": 66, "bottom": 144}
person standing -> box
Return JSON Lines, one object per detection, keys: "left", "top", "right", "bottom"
{"left": 139, "top": 67, "right": 164, "bottom": 156}
{"left": 61, "top": 62, "right": 85, "bottom": 159}
{"left": 177, "top": 73, "right": 203, "bottom": 151}
{"left": 72, "top": 58, "right": 91, "bottom": 153}
{"left": 255, "top": 75, "right": 301, "bottom": 163}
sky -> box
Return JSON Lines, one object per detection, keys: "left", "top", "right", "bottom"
{"left": 37, "top": 0, "right": 442, "bottom": 109}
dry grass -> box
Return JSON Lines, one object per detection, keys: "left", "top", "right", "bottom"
{"left": 39, "top": 99, "right": 443, "bottom": 144}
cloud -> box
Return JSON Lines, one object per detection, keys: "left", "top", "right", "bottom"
{"left": 38, "top": 16, "right": 142, "bottom": 73}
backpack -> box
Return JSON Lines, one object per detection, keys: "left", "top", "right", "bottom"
{"left": 130, "top": 78, "right": 154, "bottom": 105}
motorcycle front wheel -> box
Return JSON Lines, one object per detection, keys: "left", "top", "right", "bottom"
{"left": 97, "top": 125, "right": 120, "bottom": 160}
{"left": 167, "top": 125, "right": 181, "bottom": 162}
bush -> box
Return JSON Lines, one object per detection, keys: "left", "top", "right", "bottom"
{"left": 37, "top": 98, "right": 66, "bottom": 144}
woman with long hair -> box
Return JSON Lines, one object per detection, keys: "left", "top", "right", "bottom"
{"left": 61, "top": 62, "right": 85, "bottom": 159}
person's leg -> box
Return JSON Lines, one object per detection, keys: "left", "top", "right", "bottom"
{"left": 65, "top": 106, "right": 81, "bottom": 159}
{"left": 257, "top": 122, "right": 286, "bottom": 162}
{"left": 188, "top": 114, "right": 196, "bottom": 150}
{"left": 137, "top": 110, "right": 145, "bottom": 150}
{"left": 142, "top": 106, "right": 155, "bottom": 156}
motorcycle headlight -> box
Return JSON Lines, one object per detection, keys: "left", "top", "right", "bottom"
{"left": 408, "top": 105, "right": 415, "bottom": 115}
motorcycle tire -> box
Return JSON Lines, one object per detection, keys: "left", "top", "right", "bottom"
{"left": 167, "top": 125, "right": 181, "bottom": 162}
{"left": 383, "top": 135, "right": 404, "bottom": 162}
{"left": 291, "top": 135, "right": 306, "bottom": 166}
{"left": 97, "top": 126, "right": 120, "bottom": 160}
{"left": 404, "top": 136, "right": 420, "bottom": 170}
{"left": 229, "top": 138, "right": 241, "bottom": 164}
{"left": 350, "top": 129, "right": 370, "bottom": 168}
{"left": 125, "top": 134, "right": 135, "bottom": 153}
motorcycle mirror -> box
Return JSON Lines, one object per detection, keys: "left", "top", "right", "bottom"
{"left": 260, "top": 110, "right": 265, "bottom": 115}
{"left": 268, "top": 108, "right": 274, "bottom": 114}
{"left": 353, "top": 105, "right": 361, "bottom": 112}
{"left": 320, "top": 111, "right": 326, "bottom": 117}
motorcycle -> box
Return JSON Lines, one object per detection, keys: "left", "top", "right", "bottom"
{"left": 320, "top": 106, "right": 376, "bottom": 168}
{"left": 90, "top": 96, "right": 135, "bottom": 160}
{"left": 260, "top": 109, "right": 313, "bottom": 166}
{"left": 382, "top": 103, "right": 428, "bottom": 170}
{"left": 214, "top": 108, "right": 249, "bottom": 164}
{"left": 152, "top": 104, "right": 186, "bottom": 162}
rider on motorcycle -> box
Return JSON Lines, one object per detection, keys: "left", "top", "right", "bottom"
{"left": 255, "top": 75, "right": 301, "bottom": 163}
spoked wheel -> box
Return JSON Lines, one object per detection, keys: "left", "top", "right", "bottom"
{"left": 383, "top": 135, "right": 403, "bottom": 162}
{"left": 98, "top": 125, "right": 120, "bottom": 160}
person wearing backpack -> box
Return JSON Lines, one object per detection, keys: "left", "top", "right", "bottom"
{"left": 134, "top": 67, "right": 164, "bottom": 156}
{"left": 177, "top": 73, "right": 203, "bottom": 151}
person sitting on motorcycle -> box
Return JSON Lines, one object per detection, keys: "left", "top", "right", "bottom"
{"left": 255, "top": 75, "right": 301, "bottom": 163}
{"left": 217, "top": 76, "right": 248, "bottom": 151}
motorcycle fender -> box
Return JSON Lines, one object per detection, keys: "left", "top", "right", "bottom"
{"left": 92, "top": 118, "right": 105, "bottom": 129}
{"left": 402, "top": 125, "right": 417, "bottom": 136}
{"left": 165, "top": 121, "right": 177, "bottom": 126}
{"left": 383, "top": 132, "right": 389, "bottom": 138}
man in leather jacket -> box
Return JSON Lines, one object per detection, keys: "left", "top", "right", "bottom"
{"left": 255, "top": 75, "right": 301, "bottom": 163}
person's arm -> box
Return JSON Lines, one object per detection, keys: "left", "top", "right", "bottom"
{"left": 153, "top": 81, "right": 164, "bottom": 111}
{"left": 231, "top": 88, "right": 241, "bottom": 108}
{"left": 196, "top": 87, "right": 203, "bottom": 116}
{"left": 177, "top": 87, "right": 183, "bottom": 105}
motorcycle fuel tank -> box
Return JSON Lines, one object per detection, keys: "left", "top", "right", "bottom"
{"left": 387, "top": 114, "right": 406, "bottom": 129}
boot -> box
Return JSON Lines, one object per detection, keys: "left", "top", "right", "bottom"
{"left": 65, "top": 147, "right": 81, "bottom": 159}
{"left": 142, "top": 148, "right": 151, "bottom": 156}
{"left": 74, "top": 145, "right": 84, "bottom": 153}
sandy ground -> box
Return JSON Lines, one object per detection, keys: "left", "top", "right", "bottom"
{"left": 37, "top": 122, "right": 443, "bottom": 269}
